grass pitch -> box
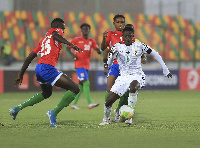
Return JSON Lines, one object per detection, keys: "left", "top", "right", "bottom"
{"left": 0, "top": 90, "right": 200, "bottom": 148}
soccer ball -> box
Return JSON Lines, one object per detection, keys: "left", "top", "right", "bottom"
{"left": 119, "top": 105, "right": 134, "bottom": 119}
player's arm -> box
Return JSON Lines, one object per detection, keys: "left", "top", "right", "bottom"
{"left": 52, "top": 31, "right": 83, "bottom": 52}
{"left": 107, "top": 44, "right": 118, "bottom": 66}
{"left": 94, "top": 47, "right": 101, "bottom": 54}
{"left": 142, "top": 44, "right": 172, "bottom": 78}
{"left": 14, "top": 51, "right": 37, "bottom": 86}
{"left": 103, "top": 48, "right": 109, "bottom": 75}
{"left": 101, "top": 31, "right": 108, "bottom": 51}
{"left": 66, "top": 46, "right": 78, "bottom": 60}
{"left": 141, "top": 54, "right": 147, "bottom": 64}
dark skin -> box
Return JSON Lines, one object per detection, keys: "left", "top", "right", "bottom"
{"left": 14, "top": 22, "right": 83, "bottom": 98}
{"left": 105, "top": 30, "right": 173, "bottom": 107}
{"left": 66, "top": 25, "right": 101, "bottom": 85}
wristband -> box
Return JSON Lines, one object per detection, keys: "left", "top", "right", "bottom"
{"left": 103, "top": 58, "right": 108, "bottom": 64}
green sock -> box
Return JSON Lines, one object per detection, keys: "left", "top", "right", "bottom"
{"left": 105, "top": 91, "right": 108, "bottom": 102}
{"left": 116, "top": 92, "right": 129, "bottom": 111}
{"left": 83, "top": 81, "right": 91, "bottom": 104}
{"left": 54, "top": 90, "right": 76, "bottom": 115}
{"left": 73, "top": 85, "right": 83, "bottom": 105}
{"left": 17, "top": 93, "right": 45, "bottom": 111}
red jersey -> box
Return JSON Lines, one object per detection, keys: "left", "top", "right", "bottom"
{"left": 69, "top": 37, "right": 99, "bottom": 70}
{"left": 106, "top": 31, "right": 123, "bottom": 64}
{"left": 33, "top": 28, "right": 63, "bottom": 67}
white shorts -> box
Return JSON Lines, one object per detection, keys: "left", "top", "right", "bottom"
{"left": 110, "top": 74, "right": 145, "bottom": 97}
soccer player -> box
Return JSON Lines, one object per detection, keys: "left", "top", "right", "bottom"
{"left": 9, "top": 18, "right": 82, "bottom": 127}
{"left": 100, "top": 14, "right": 146, "bottom": 124}
{"left": 99, "top": 26, "right": 172, "bottom": 125}
{"left": 66, "top": 23, "right": 101, "bottom": 109}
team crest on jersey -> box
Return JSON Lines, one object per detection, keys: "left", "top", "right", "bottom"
{"left": 89, "top": 41, "right": 92, "bottom": 45}
{"left": 134, "top": 50, "right": 138, "bottom": 55}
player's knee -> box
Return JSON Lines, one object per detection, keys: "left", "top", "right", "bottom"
{"left": 42, "top": 91, "right": 52, "bottom": 99}
{"left": 129, "top": 85, "right": 137, "bottom": 93}
{"left": 73, "top": 85, "right": 80, "bottom": 95}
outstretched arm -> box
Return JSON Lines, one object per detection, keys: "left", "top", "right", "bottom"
{"left": 52, "top": 31, "right": 83, "bottom": 52}
{"left": 14, "top": 51, "right": 37, "bottom": 86}
{"left": 150, "top": 50, "right": 172, "bottom": 78}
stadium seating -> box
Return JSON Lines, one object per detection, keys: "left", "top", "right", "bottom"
{"left": 0, "top": 11, "right": 199, "bottom": 61}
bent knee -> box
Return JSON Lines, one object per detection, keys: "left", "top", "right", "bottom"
{"left": 42, "top": 92, "right": 52, "bottom": 99}
{"left": 72, "top": 84, "right": 80, "bottom": 94}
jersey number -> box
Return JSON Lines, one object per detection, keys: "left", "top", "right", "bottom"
{"left": 84, "top": 45, "right": 90, "bottom": 50}
{"left": 41, "top": 37, "right": 51, "bottom": 57}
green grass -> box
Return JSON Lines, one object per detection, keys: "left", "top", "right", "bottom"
{"left": 1, "top": 90, "right": 200, "bottom": 148}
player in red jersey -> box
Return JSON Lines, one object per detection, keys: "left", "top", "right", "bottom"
{"left": 100, "top": 15, "right": 147, "bottom": 124}
{"left": 9, "top": 18, "right": 82, "bottom": 127}
{"left": 66, "top": 23, "right": 101, "bottom": 109}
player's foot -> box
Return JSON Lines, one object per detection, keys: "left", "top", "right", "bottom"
{"left": 99, "top": 116, "right": 111, "bottom": 125}
{"left": 71, "top": 105, "right": 80, "bottom": 110}
{"left": 125, "top": 118, "right": 132, "bottom": 125}
{"left": 114, "top": 109, "right": 120, "bottom": 123}
{"left": 46, "top": 110, "right": 57, "bottom": 127}
{"left": 9, "top": 107, "right": 19, "bottom": 120}
{"left": 88, "top": 103, "right": 99, "bottom": 109}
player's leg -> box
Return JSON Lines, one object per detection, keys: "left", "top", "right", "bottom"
{"left": 128, "top": 80, "right": 140, "bottom": 108}
{"left": 125, "top": 80, "right": 140, "bottom": 125}
{"left": 9, "top": 84, "right": 52, "bottom": 120}
{"left": 46, "top": 74, "right": 79, "bottom": 127}
{"left": 53, "top": 74, "right": 80, "bottom": 114}
{"left": 99, "top": 92, "right": 120, "bottom": 125}
{"left": 71, "top": 80, "right": 83, "bottom": 109}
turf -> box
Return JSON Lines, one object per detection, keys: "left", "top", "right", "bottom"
{"left": 0, "top": 90, "right": 200, "bottom": 148}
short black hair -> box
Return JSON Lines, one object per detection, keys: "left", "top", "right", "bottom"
{"left": 113, "top": 14, "right": 125, "bottom": 22}
{"left": 125, "top": 24, "right": 134, "bottom": 29}
{"left": 80, "top": 23, "right": 91, "bottom": 29}
{"left": 123, "top": 26, "right": 134, "bottom": 34}
{"left": 51, "top": 18, "right": 64, "bottom": 28}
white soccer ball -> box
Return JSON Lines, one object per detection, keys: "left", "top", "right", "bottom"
{"left": 119, "top": 105, "right": 134, "bottom": 119}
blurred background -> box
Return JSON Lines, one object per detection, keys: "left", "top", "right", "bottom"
{"left": 0, "top": 0, "right": 199, "bottom": 92}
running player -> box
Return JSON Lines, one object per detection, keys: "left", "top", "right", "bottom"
{"left": 99, "top": 26, "right": 172, "bottom": 125}
{"left": 66, "top": 23, "right": 101, "bottom": 109}
{"left": 9, "top": 18, "right": 82, "bottom": 127}
{"left": 100, "top": 14, "right": 146, "bottom": 124}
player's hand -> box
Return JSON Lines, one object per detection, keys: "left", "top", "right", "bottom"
{"left": 103, "top": 31, "right": 108, "bottom": 39}
{"left": 71, "top": 44, "right": 83, "bottom": 53}
{"left": 73, "top": 56, "right": 78, "bottom": 60}
{"left": 104, "top": 67, "right": 108, "bottom": 75}
{"left": 141, "top": 54, "right": 147, "bottom": 64}
{"left": 14, "top": 76, "right": 23, "bottom": 86}
{"left": 167, "top": 73, "right": 172, "bottom": 78}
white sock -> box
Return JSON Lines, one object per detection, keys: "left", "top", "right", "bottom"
{"left": 128, "top": 92, "right": 137, "bottom": 109}
{"left": 104, "top": 104, "right": 112, "bottom": 118}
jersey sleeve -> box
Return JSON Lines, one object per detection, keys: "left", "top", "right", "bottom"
{"left": 54, "top": 28, "right": 63, "bottom": 36}
{"left": 33, "top": 42, "right": 42, "bottom": 55}
{"left": 140, "top": 43, "right": 153, "bottom": 54}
